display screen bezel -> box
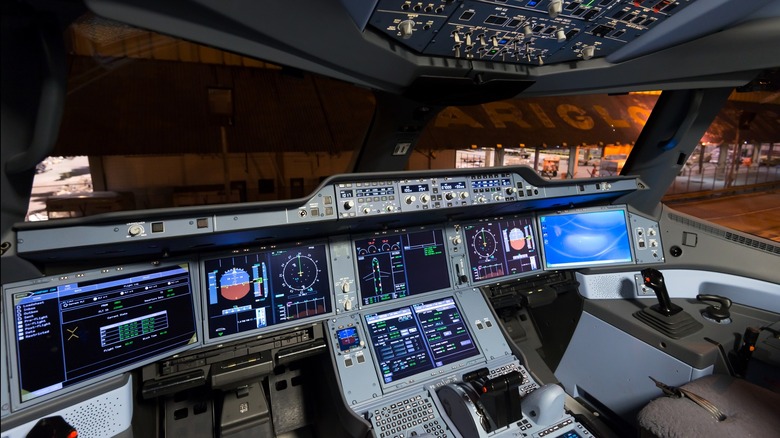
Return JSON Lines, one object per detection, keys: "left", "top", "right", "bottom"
{"left": 352, "top": 227, "right": 452, "bottom": 308}
{"left": 3, "top": 260, "right": 201, "bottom": 412}
{"left": 200, "top": 240, "right": 334, "bottom": 345}
{"left": 461, "top": 215, "right": 543, "bottom": 285}
{"left": 363, "top": 295, "right": 482, "bottom": 391}
{"left": 538, "top": 205, "right": 636, "bottom": 270}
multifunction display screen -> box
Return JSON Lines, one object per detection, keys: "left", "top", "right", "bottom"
{"left": 7, "top": 264, "right": 198, "bottom": 405}
{"left": 539, "top": 207, "right": 634, "bottom": 269}
{"left": 203, "top": 244, "right": 332, "bottom": 341}
{"left": 364, "top": 297, "right": 480, "bottom": 385}
{"left": 463, "top": 216, "right": 541, "bottom": 282}
{"left": 354, "top": 229, "right": 450, "bottom": 306}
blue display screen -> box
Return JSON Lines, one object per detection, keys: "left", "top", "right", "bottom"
{"left": 539, "top": 208, "right": 634, "bottom": 269}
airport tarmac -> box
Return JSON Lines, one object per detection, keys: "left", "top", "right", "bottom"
{"left": 668, "top": 191, "right": 780, "bottom": 242}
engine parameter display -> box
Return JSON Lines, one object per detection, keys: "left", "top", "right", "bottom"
{"left": 354, "top": 229, "right": 450, "bottom": 306}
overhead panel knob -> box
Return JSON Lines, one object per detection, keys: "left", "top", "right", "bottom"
{"left": 581, "top": 45, "right": 596, "bottom": 60}
{"left": 399, "top": 20, "right": 415, "bottom": 39}
{"left": 548, "top": 0, "right": 563, "bottom": 19}
{"left": 556, "top": 29, "right": 567, "bottom": 43}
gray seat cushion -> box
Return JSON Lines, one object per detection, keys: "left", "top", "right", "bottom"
{"left": 637, "top": 374, "right": 780, "bottom": 438}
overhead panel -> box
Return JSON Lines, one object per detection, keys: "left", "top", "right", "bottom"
{"left": 368, "top": 0, "right": 696, "bottom": 66}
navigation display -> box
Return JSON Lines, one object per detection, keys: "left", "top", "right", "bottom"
{"left": 203, "top": 243, "right": 332, "bottom": 341}
{"left": 539, "top": 206, "right": 634, "bottom": 269}
{"left": 364, "top": 297, "right": 480, "bottom": 385}
{"left": 463, "top": 216, "right": 541, "bottom": 283}
{"left": 4, "top": 263, "right": 198, "bottom": 409}
{"left": 354, "top": 229, "right": 450, "bottom": 306}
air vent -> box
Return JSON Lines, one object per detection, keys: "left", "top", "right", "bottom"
{"left": 668, "top": 213, "right": 780, "bottom": 255}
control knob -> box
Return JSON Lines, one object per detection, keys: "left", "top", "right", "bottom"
{"left": 505, "top": 187, "right": 517, "bottom": 195}
{"left": 460, "top": 192, "right": 469, "bottom": 199}
{"left": 420, "top": 194, "right": 430, "bottom": 204}
{"left": 452, "top": 236, "right": 462, "bottom": 245}
{"left": 581, "top": 45, "right": 595, "bottom": 60}
{"left": 344, "top": 300, "right": 352, "bottom": 311}
{"left": 493, "top": 194, "right": 504, "bottom": 202}
{"left": 128, "top": 224, "right": 144, "bottom": 237}
{"left": 362, "top": 207, "right": 371, "bottom": 215}
{"left": 343, "top": 200, "right": 354, "bottom": 210}
{"left": 386, "top": 205, "right": 395, "bottom": 212}
{"left": 405, "top": 195, "right": 416, "bottom": 205}
{"left": 398, "top": 20, "right": 414, "bottom": 40}
{"left": 476, "top": 195, "right": 487, "bottom": 203}
{"left": 445, "top": 192, "right": 456, "bottom": 201}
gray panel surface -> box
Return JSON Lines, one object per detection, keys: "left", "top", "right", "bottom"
{"left": 555, "top": 312, "right": 713, "bottom": 424}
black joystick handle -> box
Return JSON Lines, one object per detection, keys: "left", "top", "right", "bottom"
{"left": 641, "top": 268, "right": 681, "bottom": 316}
{"left": 696, "top": 294, "right": 732, "bottom": 321}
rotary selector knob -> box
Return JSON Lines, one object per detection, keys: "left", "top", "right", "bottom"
{"left": 476, "top": 196, "right": 487, "bottom": 203}
{"left": 405, "top": 195, "right": 416, "bottom": 204}
{"left": 494, "top": 194, "right": 504, "bottom": 202}
{"left": 452, "top": 236, "right": 462, "bottom": 245}
{"left": 341, "top": 282, "right": 350, "bottom": 293}
{"left": 344, "top": 300, "right": 352, "bottom": 311}
{"left": 460, "top": 192, "right": 469, "bottom": 199}
{"left": 398, "top": 20, "right": 414, "bottom": 40}
{"left": 362, "top": 207, "right": 371, "bottom": 214}
{"left": 386, "top": 205, "right": 395, "bottom": 212}
{"left": 445, "top": 192, "right": 456, "bottom": 201}
{"left": 128, "top": 224, "right": 145, "bottom": 237}
{"left": 582, "top": 45, "right": 595, "bottom": 60}
{"left": 506, "top": 187, "right": 517, "bottom": 195}
{"left": 420, "top": 194, "right": 430, "bottom": 203}
{"left": 343, "top": 200, "right": 354, "bottom": 210}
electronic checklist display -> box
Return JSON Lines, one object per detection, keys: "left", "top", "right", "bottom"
{"left": 463, "top": 216, "right": 542, "bottom": 283}
{"left": 202, "top": 243, "right": 332, "bottom": 342}
{"left": 354, "top": 229, "right": 450, "bottom": 306}
{"left": 539, "top": 206, "right": 635, "bottom": 270}
{"left": 364, "top": 297, "right": 480, "bottom": 386}
{"left": 4, "top": 262, "right": 199, "bottom": 410}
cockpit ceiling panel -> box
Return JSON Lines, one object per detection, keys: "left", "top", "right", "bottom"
{"left": 367, "top": 0, "right": 697, "bottom": 67}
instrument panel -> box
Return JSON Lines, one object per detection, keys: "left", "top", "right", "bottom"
{"left": 3, "top": 204, "right": 663, "bottom": 418}
{"left": 2, "top": 167, "right": 663, "bottom": 438}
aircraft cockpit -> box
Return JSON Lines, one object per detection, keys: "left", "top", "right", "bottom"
{"left": 2, "top": 1, "right": 778, "bottom": 437}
